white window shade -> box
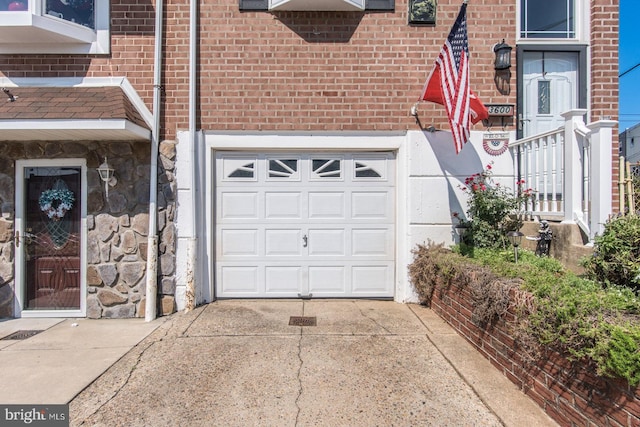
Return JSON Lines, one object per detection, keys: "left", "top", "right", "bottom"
{"left": 269, "top": 0, "right": 365, "bottom": 11}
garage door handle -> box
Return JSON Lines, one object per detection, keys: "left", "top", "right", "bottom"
{"left": 302, "top": 235, "right": 308, "bottom": 248}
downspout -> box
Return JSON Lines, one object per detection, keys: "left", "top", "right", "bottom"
{"left": 184, "top": 0, "right": 197, "bottom": 310}
{"left": 145, "top": 0, "right": 164, "bottom": 322}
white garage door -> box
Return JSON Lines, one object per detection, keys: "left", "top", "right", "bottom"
{"left": 215, "top": 152, "right": 396, "bottom": 298}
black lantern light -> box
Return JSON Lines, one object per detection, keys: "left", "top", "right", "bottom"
{"left": 493, "top": 39, "right": 512, "bottom": 70}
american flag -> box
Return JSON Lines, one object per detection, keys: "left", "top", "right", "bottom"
{"left": 420, "top": 3, "right": 488, "bottom": 154}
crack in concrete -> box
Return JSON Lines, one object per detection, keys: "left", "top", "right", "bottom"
{"left": 354, "top": 300, "right": 393, "bottom": 334}
{"left": 294, "top": 301, "right": 305, "bottom": 426}
{"left": 75, "top": 325, "right": 171, "bottom": 426}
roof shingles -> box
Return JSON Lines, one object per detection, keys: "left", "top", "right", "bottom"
{"left": 0, "top": 87, "right": 149, "bottom": 130}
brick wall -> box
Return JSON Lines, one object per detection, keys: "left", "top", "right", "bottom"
{"left": 195, "top": 0, "right": 515, "bottom": 133}
{"left": 590, "top": 0, "right": 620, "bottom": 209}
{"left": 429, "top": 284, "right": 640, "bottom": 427}
{"left": 0, "top": 0, "right": 619, "bottom": 145}
{"left": 0, "top": 0, "right": 620, "bottom": 205}
{"left": 0, "top": 0, "right": 159, "bottom": 129}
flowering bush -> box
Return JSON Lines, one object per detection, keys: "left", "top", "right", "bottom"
{"left": 455, "top": 163, "right": 533, "bottom": 249}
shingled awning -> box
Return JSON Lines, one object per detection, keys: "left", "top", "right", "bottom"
{"left": 0, "top": 86, "right": 151, "bottom": 141}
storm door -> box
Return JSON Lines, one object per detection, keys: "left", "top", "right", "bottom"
{"left": 15, "top": 161, "right": 86, "bottom": 316}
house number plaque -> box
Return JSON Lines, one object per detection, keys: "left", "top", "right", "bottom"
{"left": 486, "top": 104, "right": 515, "bottom": 117}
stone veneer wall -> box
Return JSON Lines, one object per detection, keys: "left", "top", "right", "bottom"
{"left": 0, "top": 140, "right": 177, "bottom": 318}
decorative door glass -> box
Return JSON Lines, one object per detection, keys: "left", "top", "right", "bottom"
{"left": 23, "top": 166, "right": 81, "bottom": 310}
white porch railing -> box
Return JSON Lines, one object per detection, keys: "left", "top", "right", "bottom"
{"left": 510, "top": 109, "right": 617, "bottom": 241}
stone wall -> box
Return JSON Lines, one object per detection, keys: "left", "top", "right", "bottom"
{"left": 0, "top": 218, "right": 14, "bottom": 317}
{"left": 0, "top": 140, "right": 176, "bottom": 318}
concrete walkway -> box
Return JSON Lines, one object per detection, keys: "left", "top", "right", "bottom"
{"left": 60, "top": 300, "right": 558, "bottom": 427}
{"left": 0, "top": 316, "right": 163, "bottom": 404}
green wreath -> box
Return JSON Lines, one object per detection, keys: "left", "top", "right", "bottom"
{"left": 39, "top": 188, "right": 75, "bottom": 221}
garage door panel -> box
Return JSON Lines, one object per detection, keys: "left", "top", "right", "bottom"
{"left": 352, "top": 192, "right": 390, "bottom": 219}
{"left": 221, "top": 229, "right": 259, "bottom": 256}
{"left": 265, "top": 267, "right": 303, "bottom": 293}
{"left": 220, "top": 192, "right": 259, "bottom": 219}
{"left": 265, "top": 192, "right": 302, "bottom": 219}
{"left": 352, "top": 229, "right": 391, "bottom": 256}
{"left": 308, "top": 229, "right": 345, "bottom": 256}
{"left": 265, "top": 229, "right": 303, "bottom": 256}
{"left": 309, "top": 266, "right": 346, "bottom": 293}
{"left": 220, "top": 266, "right": 259, "bottom": 293}
{"left": 308, "top": 192, "right": 345, "bottom": 219}
{"left": 352, "top": 265, "right": 393, "bottom": 293}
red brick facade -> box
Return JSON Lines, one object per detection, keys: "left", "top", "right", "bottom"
{"left": 429, "top": 284, "right": 640, "bottom": 427}
{"left": 0, "top": 0, "right": 519, "bottom": 140}
{"left": 0, "top": 1, "right": 618, "bottom": 145}
{"left": 192, "top": 1, "right": 515, "bottom": 134}
{"left": 590, "top": 0, "right": 620, "bottom": 208}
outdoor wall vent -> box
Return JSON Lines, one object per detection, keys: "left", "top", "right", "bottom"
{"left": 269, "top": 0, "right": 365, "bottom": 11}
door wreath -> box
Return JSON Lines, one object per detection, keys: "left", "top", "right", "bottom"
{"left": 39, "top": 187, "right": 75, "bottom": 221}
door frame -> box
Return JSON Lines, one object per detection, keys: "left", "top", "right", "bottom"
{"left": 14, "top": 158, "right": 88, "bottom": 318}
{"left": 201, "top": 133, "right": 408, "bottom": 303}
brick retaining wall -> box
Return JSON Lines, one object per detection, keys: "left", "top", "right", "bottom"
{"left": 429, "top": 283, "right": 640, "bottom": 426}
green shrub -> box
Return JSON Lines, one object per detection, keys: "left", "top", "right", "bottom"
{"left": 409, "top": 245, "right": 640, "bottom": 386}
{"left": 582, "top": 214, "right": 640, "bottom": 292}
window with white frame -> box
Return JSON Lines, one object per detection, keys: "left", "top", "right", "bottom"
{"left": 520, "top": 0, "right": 575, "bottom": 39}
{"left": 44, "top": 0, "right": 95, "bottom": 29}
{"left": 0, "top": 0, "right": 109, "bottom": 54}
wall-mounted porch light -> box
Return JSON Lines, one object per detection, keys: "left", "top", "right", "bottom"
{"left": 493, "top": 39, "right": 512, "bottom": 70}
{"left": 97, "top": 157, "right": 117, "bottom": 197}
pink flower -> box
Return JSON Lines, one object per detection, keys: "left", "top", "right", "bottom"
{"left": 481, "top": 185, "right": 487, "bottom": 191}
{"left": 486, "top": 164, "right": 492, "bottom": 170}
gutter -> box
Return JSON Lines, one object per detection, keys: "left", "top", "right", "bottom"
{"left": 145, "top": 0, "right": 164, "bottom": 322}
{"left": 184, "top": 0, "right": 197, "bottom": 310}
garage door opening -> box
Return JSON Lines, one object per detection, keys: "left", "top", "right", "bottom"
{"left": 214, "top": 152, "right": 396, "bottom": 299}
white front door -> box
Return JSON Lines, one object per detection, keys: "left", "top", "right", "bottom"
{"left": 215, "top": 152, "right": 395, "bottom": 298}
{"left": 521, "top": 51, "right": 579, "bottom": 137}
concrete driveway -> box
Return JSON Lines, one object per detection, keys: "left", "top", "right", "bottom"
{"left": 67, "top": 300, "right": 557, "bottom": 427}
